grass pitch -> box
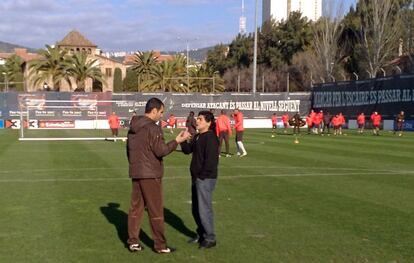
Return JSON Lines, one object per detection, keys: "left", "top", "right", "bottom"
{"left": 0, "top": 128, "right": 414, "bottom": 263}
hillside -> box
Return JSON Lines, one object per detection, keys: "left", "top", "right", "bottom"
{"left": 163, "top": 45, "right": 219, "bottom": 63}
{"left": 0, "top": 41, "right": 37, "bottom": 53}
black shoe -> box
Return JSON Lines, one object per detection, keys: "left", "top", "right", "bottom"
{"left": 199, "top": 240, "right": 216, "bottom": 249}
{"left": 187, "top": 235, "right": 200, "bottom": 244}
{"left": 129, "top": 243, "right": 144, "bottom": 252}
{"left": 155, "top": 247, "right": 176, "bottom": 254}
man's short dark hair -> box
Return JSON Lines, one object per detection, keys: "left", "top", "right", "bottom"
{"left": 145, "top": 98, "right": 164, "bottom": 113}
{"left": 198, "top": 111, "right": 216, "bottom": 132}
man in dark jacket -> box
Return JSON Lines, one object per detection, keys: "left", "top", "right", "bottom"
{"left": 395, "top": 111, "right": 405, "bottom": 136}
{"left": 186, "top": 111, "right": 197, "bottom": 136}
{"left": 181, "top": 111, "right": 219, "bottom": 249}
{"left": 126, "top": 97, "right": 190, "bottom": 254}
{"left": 322, "top": 112, "right": 332, "bottom": 135}
{"left": 290, "top": 112, "right": 303, "bottom": 134}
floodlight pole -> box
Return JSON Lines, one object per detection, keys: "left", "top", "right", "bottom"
{"left": 186, "top": 41, "right": 190, "bottom": 89}
{"left": 252, "top": 0, "right": 258, "bottom": 93}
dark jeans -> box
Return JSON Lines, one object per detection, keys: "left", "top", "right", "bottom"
{"left": 192, "top": 178, "right": 217, "bottom": 242}
{"left": 323, "top": 123, "right": 330, "bottom": 133}
{"left": 293, "top": 125, "right": 300, "bottom": 134}
{"left": 396, "top": 122, "right": 403, "bottom": 132}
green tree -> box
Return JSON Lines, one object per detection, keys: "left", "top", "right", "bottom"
{"left": 4, "top": 54, "right": 24, "bottom": 91}
{"left": 123, "top": 68, "right": 138, "bottom": 91}
{"left": 340, "top": 6, "right": 362, "bottom": 77}
{"left": 28, "top": 45, "right": 71, "bottom": 91}
{"left": 65, "top": 52, "right": 105, "bottom": 92}
{"left": 190, "top": 65, "right": 224, "bottom": 93}
{"left": 226, "top": 34, "right": 254, "bottom": 69}
{"left": 258, "top": 18, "right": 284, "bottom": 69}
{"left": 113, "top": 67, "right": 123, "bottom": 92}
{"left": 142, "top": 55, "right": 187, "bottom": 92}
{"left": 130, "top": 51, "right": 158, "bottom": 91}
{"left": 0, "top": 65, "right": 5, "bottom": 87}
{"left": 277, "top": 11, "right": 312, "bottom": 65}
{"left": 206, "top": 44, "right": 229, "bottom": 74}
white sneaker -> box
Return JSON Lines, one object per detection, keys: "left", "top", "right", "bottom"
{"left": 129, "top": 244, "right": 144, "bottom": 252}
{"left": 156, "top": 247, "right": 176, "bottom": 254}
{"left": 240, "top": 152, "right": 247, "bottom": 157}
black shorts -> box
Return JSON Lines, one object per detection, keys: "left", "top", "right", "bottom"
{"left": 272, "top": 124, "right": 276, "bottom": 129}
{"left": 236, "top": 131, "right": 244, "bottom": 142}
{"left": 358, "top": 123, "right": 364, "bottom": 128}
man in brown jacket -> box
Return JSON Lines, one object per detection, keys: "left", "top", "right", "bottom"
{"left": 126, "top": 97, "right": 190, "bottom": 254}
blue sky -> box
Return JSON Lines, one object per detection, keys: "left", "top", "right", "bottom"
{"left": 0, "top": 0, "right": 356, "bottom": 52}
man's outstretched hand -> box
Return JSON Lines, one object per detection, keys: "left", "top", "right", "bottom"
{"left": 175, "top": 130, "right": 192, "bottom": 143}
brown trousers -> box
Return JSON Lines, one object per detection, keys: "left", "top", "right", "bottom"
{"left": 127, "top": 178, "right": 166, "bottom": 251}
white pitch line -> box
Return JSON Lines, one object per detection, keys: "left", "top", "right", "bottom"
{"left": 0, "top": 171, "right": 413, "bottom": 183}
{"left": 0, "top": 166, "right": 399, "bottom": 175}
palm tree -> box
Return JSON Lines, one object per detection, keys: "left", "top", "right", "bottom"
{"left": 4, "top": 54, "right": 24, "bottom": 91}
{"left": 65, "top": 52, "right": 105, "bottom": 92}
{"left": 130, "top": 51, "right": 158, "bottom": 91}
{"left": 144, "top": 55, "right": 188, "bottom": 92}
{"left": 28, "top": 45, "right": 71, "bottom": 91}
{"left": 143, "top": 61, "right": 175, "bottom": 92}
{"left": 190, "top": 65, "right": 225, "bottom": 93}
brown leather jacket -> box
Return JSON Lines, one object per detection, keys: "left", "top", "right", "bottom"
{"left": 127, "top": 115, "right": 178, "bottom": 179}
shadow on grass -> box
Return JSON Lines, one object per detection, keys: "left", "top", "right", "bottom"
{"left": 164, "top": 207, "right": 196, "bottom": 238}
{"left": 100, "top": 203, "right": 196, "bottom": 248}
{"left": 100, "top": 202, "right": 152, "bottom": 248}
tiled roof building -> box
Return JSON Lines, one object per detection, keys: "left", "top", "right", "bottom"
{"left": 1, "top": 31, "right": 127, "bottom": 92}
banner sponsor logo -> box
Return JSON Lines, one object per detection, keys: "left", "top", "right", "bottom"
{"left": 35, "top": 110, "right": 55, "bottom": 117}
{"left": 6, "top": 119, "right": 20, "bottom": 129}
{"left": 62, "top": 110, "right": 82, "bottom": 117}
{"left": 18, "top": 94, "right": 46, "bottom": 110}
{"left": 9, "top": 110, "right": 28, "bottom": 117}
{"left": 26, "top": 120, "right": 38, "bottom": 128}
{"left": 71, "top": 94, "right": 98, "bottom": 110}
{"left": 87, "top": 111, "right": 107, "bottom": 117}
{"left": 0, "top": 119, "right": 3, "bottom": 129}
{"left": 400, "top": 120, "right": 414, "bottom": 131}
{"left": 38, "top": 120, "right": 75, "bottom": 129}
